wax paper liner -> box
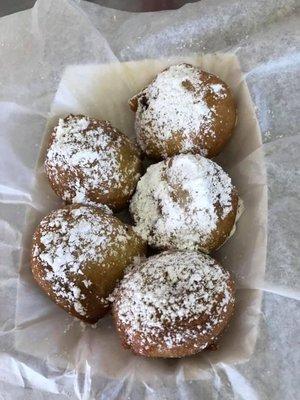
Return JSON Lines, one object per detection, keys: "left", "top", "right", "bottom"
{"left": 0, "top": 0, "right": 299, "bottom": 399}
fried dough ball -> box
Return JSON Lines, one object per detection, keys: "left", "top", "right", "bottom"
{"left": 129, "top": 64, "right": 236, "bottom": 159}
{"left": 45, "top": 114, "right": 141, "bottom": 211}
{"left": 130, "top": 154, "right": 238, "bottom": 253}
{"left": 112, "top": 250, "right": 235, "bottom": 358}
{"left": 31, "top": 204, "right": 146, "bottom": 323}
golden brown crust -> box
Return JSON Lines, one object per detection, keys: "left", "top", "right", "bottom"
{"left": 30, "top": 204, "right": 146, "bottom": 323}
{"left": 193, "top": 70, "right": 236, "bottom": 158}
{"left": 45, "top": 114, "right": 141, "bottom": 211}
{"left": 112, "top": 251, "right": 235, "bottom": 358}
{"left": 201, "top": 188, "right": 238, "bottom": 253}
{"left": 129, "top": 64, "right": 236, "bottom": 160}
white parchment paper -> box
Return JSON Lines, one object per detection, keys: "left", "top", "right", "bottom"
{"left": 0, "top": 0, "right": 299, "bottom": 399}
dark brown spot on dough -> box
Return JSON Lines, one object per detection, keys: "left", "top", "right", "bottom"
{"left": 182, "top": 79, "right": 195, "bottom": 92}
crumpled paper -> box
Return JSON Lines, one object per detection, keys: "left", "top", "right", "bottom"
{"left": 0, "top": 0, "right": 299, "bottom": 399}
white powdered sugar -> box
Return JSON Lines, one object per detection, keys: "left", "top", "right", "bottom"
{"left": 45, "top": 115, "right": 140, "bottom": 206}
{"left": 71, "top": 188, "right": 113, "bottom": 214}
{"left": 130, "top": 154, "right": 235, "bottom": 252}
{"left": 133, "top": 64, "right": 229, "bottom": 155}
{"left": 32, "top": 205, "right": 132, "bottom": 316}
{"left": 210, "top": 83, "right": 227, "bottom": 99}
{"left": 222, "top": 196, "right": 244, "bottom": 246}
{"left": 114, "top": 251, "right": 234, "bottom": 350}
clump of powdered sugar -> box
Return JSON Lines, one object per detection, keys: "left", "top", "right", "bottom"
{"left": 114, "top": 251, "right": 234, "bottom": 350}
{"left": 132, "top": 64, "right": 229, "bottom": 156}
{"left": 32, "top": 205, "right": 133, "bottom": 317}
{"left": 210, "top": 83, "right": 227, "bottom": 99}
{"left": 71, "top": 187, "right": 113, "bottom": 214}
{"left": 130, "top": 154, "right": 235, "bottom": 252}
{"left": 45, "top": 115, "right": 140, "bottom": 206}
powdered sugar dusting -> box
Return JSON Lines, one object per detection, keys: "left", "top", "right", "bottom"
{"left": 114, "top": 251, "right": 234, "bottom": 351}
{"left": 130, "top": 154, "right": 235, "bottom": 252}
{"left": 210, "top": 83, "right": 227, "bottom": 99}
{"left": 72, "top": 187, "right": 112, "bottom": 214}
{"left": 45, "top": 115, "right": 140, "bottom": 207}
{"left": 32, "top": 205, "right": 133, "bottom": 316}
{"left": 132, "top": 64, "right": 229, "bottom": 156}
